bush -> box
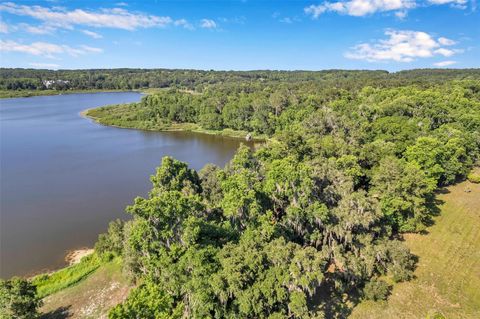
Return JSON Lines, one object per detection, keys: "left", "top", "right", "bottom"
{"left": 467, "top": 171, "right": 480, "bottom": 183}
{"left": 363, "top": 279, "right": 391, "bottom": 301}
{"left": 426, "top": 310, "right": 446, "bottom": 319}
{"left": 109, "top": 281, "right": 182, "bottom": 319}
{"left": 95, "top": 219, "right": 125, "bottom": 262}
{"left": 0, "top": 277, "right": 42, "bottom": 319}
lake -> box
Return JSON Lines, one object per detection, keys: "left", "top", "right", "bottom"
{"left": 0, "top": 92, "right": 248, "bottom": 278}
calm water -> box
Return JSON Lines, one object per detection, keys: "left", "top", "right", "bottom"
{"left": 0, "top": 92, "right": 246, "bottom": 278}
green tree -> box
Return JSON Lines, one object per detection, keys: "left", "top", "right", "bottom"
{"left": 0, "top": 278, "right": 42, "bottom": 319}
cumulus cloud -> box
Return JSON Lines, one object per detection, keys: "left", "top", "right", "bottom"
{"left": 0, "top": 40, "right": 103, "bottom": 58}
{"left": 0, "top": 2, "right": 174, "bottom": 31}
{"left": 29, "top": 62, "right": 60, "bottom": 69}
{"left": 344, "top": 30, "right": 461, "bottom": 62}
{"left": 82, "top": 30, "right": 103, "bottom": 39}
{"left": 200, "top": 19, "right": 217, "bottom": 29}
{"left": 433, "top": 60, "right": 457, "bottom": 67}
{"left": 305, "top": 0, "right": 416, "bottom": 18}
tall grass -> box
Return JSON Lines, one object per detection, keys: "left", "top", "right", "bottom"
{"left": 32, "top": 253, "right": 101, "bottom": 298}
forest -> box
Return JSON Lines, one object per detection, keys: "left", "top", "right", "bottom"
{"left": 1, "top": 69, "right": 480, "bottom": 318}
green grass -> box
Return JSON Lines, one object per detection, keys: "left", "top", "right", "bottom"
{"left": 32, "top": 254, "right": 101, "bottom": 298}
{"left": 350, "top": 180, "right": 480, "bottom": 319}
{"left": 40, "top": 258, "right": 132, "bottom": 319}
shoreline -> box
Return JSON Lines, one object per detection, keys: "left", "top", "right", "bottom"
{"left": 82, "top": 107, "right": 267, "bottom": 142}
{"left": 24, "top": 248, "right": 94, "bottom": 279}
{"left": 0, "top": 89, "right": 140, "bottom": 99}
{"left": 65, "top": 248, "right": 94, "bottom": 266}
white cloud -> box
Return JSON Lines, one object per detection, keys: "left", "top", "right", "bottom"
{"left": 305, "top": 0, "right": 416, "bottom": 18}
{"left": 395, "top": 10, "right": 408, "bottom": 19}
{"left": 115, "top": 2, "right": 128, "bottom": 6}
{"left": 174, "top": 19, "right": 194, "bottom": 30}
{"left": 29, "top": 62, "right": 60, "bottom": 69}
{"left": 0, "top": 40, "right": 102, "bottom": 58}
{"left": 82, "top": 29, "right": 103, "bottom": 39}
{"left": 304, "top": 4, "right": 327, "bottom": 18}
{"left": 305, "top": 0, "right": 469, "bottom": 18}
{"left": 345, "top": 30, "right": 461, "bottom": 62}
{"left": 280, "top": 17, "right": 294, "bottom": 23}
{"left": 0, "top": 2, "right": 174, "bottom": 31}
{"left": 433, "top": 60, "right": 457, "bottom": 67}
{"left": 79, "top": 45, "right": 103, "bottom": 53}
{"left": 0, "top": 21, "right": 8, "bottom": 33}
{"left": 438, "top": 37, "right": 456, "bottom": 46}
{"left": 200, "top": 19, "right": 217, "bottom": 29}
{"left": 427, "top": 0, "right": 466, "bottom": 4}
{"left": 0, "top": 22, "right": 56, "bottom": 34}
{"left": 19, "top": 23, "right": 56, "bottom": 35}
{"left": 434, "top": 47, "right": 455, "bottom": 56}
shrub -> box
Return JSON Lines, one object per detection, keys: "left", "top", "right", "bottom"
{"left": 95, "top": 219, "right": 125, "bottom": 262}
{"left": 0, "top": 277, "right": 42, "bottom": 319}
{"left": 363, "top": 279, "right": 391, "bottom": 301}
{"left": 426, "top": 310, "right": 447, "bottom": 319}
{"left": 467, "top": 171, "right": 480, "bottom": 183}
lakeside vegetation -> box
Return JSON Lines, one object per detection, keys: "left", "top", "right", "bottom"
{"left": 85, "top": 105, "right": 267, "bottom": 141}
{"left": 1, "top": 68, "right": 480, "bottom": 318}
{"left": 32, "top": 254, "right": 101, "bottom": 299}
{"left": 0, "top": 89, "right": 134, "bottom": 99}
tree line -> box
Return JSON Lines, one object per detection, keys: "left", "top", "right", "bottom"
{"left": 1, "top": 68, "right": 480, "bottom": 91}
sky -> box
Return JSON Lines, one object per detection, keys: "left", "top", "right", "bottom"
{"left": 0, "top": 0, "right": 478, "bottom": 71}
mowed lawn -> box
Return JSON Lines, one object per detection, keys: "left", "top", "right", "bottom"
{"left": 351, "top": 180, "right": 480, "bottom": 319}
{"left": 39, "top": 259, "right": 132, "bottom": 319}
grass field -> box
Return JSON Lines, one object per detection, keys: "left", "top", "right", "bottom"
{"left": 350, "top": 179, "right": 480, "bottom": 319}
{"left": 39, "top": 258, "right": 132, "bottom": 319}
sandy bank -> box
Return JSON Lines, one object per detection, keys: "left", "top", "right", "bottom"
{"left": 65, "top": 248, "right": 94, "bottom": 266}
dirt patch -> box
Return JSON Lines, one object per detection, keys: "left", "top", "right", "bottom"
{"left": 65, "top": 248, "right": 94, "bottom": 266}
{"left": 40, "top": 260, "right": 133, "bottom": 319}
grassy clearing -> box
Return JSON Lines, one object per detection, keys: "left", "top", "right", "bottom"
{"left": 32, "top": 254, "right": 100, "bottom": 298}
{"left": 39, "top": 258, "right": 132, "bottom": 319}
{"left": 350, "top": 180, "right": 480, "bottom": 319}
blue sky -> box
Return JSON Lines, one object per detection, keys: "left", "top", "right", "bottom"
{"left": 0, "top": 0, "right": 478, "bottom": 70}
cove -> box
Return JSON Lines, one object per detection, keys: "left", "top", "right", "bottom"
{"left": 0, "top": 92, "right": 247, "bottom": 278}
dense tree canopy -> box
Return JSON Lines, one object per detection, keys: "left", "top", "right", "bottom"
{"left": 83, "top": 69, "right": 480, "bottom": 318}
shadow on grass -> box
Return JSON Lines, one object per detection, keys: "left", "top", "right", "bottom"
{"left": 39, "top": 305, "right": 72, "bottom": 319}
{"left": 422, "top": 194, "right": 445, "bottom": 230}
{"left": 308, "top": 279, "right": 363, "bottom": 319}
